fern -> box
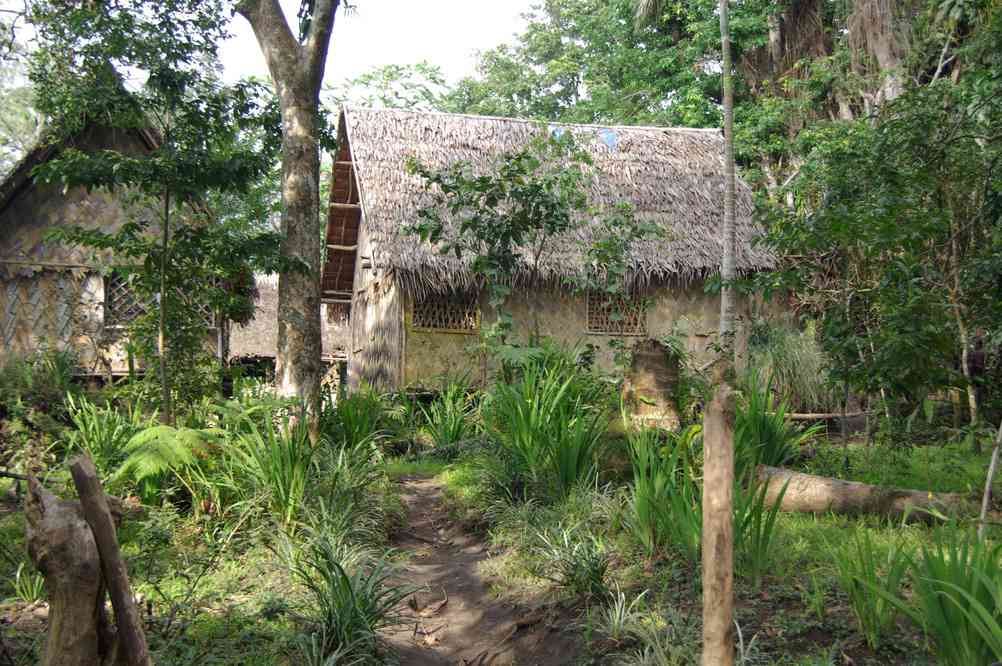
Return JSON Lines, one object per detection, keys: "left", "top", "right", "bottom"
{"left": 113, "top": 425, "right": 221, "bottom": 499}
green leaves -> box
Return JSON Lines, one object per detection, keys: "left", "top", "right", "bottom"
{"left": 829, "top": 530, "right": 911, "bottom": 650}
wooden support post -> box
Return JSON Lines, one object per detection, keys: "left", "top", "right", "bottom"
{"left": 69, "top": 456, "right": 152, "bottom": 666}
{"left": 702, "top": 382, "right": 735, "bottom": 666}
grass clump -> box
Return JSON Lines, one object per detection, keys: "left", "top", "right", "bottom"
{"left": 625, "top": 425, "right": 702, "bottom": 561}
{"left": 735, "top": 369, "right": 823, "bottom": 475}
{"left": 896, "top": 533, "right": 1002, "bottom": 666}
{"left": 291, "top": 528, "right": 409, "bottom": 666}
{"left": 733, "top": 477, "right": 788, "bottom": 590}
{"left": 420, "top": 379, "right": 477, "bottom": 454}
{"left": 483, "top": 361, "right": 608, "bottom": 501}
{"left": 829, "top": 530, "right": 911, "bottom": 650}
{"left": 530, "top": 524, "right": 610, "bottom": 602}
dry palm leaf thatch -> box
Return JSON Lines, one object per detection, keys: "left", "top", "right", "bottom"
{"left": 340, "top": 107, "right": 774, "bottom": 297}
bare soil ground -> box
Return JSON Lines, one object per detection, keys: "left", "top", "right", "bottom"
{"left": 384, "top": 476, "right": 583, "bottom": 666}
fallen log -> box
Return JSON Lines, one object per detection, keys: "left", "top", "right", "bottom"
{"left": 757, "top": 465, "right": 976, "bottom": 522}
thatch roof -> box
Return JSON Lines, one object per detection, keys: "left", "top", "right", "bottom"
{"left": 0, "top": 124, "right": 159, "bottom": 217}
{"left": 340, "top": 107, "right": 774, "bottom": 296}
{"left": 230, "top": 274, "right": 347, "bottom": 361}
{"left": 0, "top": 124, "right": 160, "bottom": 275}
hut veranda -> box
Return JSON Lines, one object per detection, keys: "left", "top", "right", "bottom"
{"left": 322, "top": 108, "right": 775, "bottom": 390}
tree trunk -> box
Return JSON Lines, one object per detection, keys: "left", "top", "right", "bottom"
{"left": 718, "top": 1, "right": 737, "bottom": 343}
{"left": 702, "top": 383, "right": 735, "bottom": 666}
{"left": 159, "top": 190, "right": 171, "bottom": 425}
{"left": 757, "top": 465, "right": 977, "bottom": 521}
{"left": 700, "top": 0, "right": 738, "bottom": 661}
{"left": 274, "top": 99, "right": 323, "bottom": 413}
{"left": 24, "top": 478, "right": 108, "bottom": 666}
{"left": 236, "top": 0, "right": 341, "bottom": 419}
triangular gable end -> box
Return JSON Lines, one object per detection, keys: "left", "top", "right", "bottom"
{"left": 321, "top": 112, "right": 360, "bottom": 315}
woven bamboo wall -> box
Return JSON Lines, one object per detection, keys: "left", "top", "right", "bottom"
{"left": 0, "top": 270, "right": 122, "bottom": 371}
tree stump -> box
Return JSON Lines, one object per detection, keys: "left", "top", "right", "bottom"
{"left": 625, "top": 338, "right": 680, "bottom": 429}
{"left": 24, "top": 478, "right": 109, "bottom": 666}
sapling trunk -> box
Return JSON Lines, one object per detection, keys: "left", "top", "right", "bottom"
{"left": 701, "top": 0, "right": 738, "bottom": 659}
{"left": 159, "top": 188, "right": 172, "bottom": 425}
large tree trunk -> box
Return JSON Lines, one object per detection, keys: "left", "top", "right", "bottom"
{"left": 757, "top": 465, "right": 977, "bottom": 520}
{"left": 24, "top": 479, "right": 109, "bottom": 666}
{"left": 236, "top": 0, "right": 341, "bottom": 415}
{"left": 274, "top": 100, "right": 322, "bottom": 409}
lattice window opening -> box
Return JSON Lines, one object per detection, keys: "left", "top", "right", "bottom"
{"left": 104, "top": 272, "right": 149, "bottom": 327}
{"left": 104, "top": 273, "right": 215, "bottom": 329}
{"left": 412, "top": 292, "right": 479, "bottom": 333}
{"left": 587, "top": 291, "right": 648, "bottom": 336}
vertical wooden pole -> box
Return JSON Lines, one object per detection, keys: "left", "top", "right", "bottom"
{"left": 702, "top": 381, "right": 735, "bottom": 666}
{"left": 69, "top": 456, "right": 152, "bottom": 666}
{"left": 978, "top": 422, "right": 1002, "bottom": 540}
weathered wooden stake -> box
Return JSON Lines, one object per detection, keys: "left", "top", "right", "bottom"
{"left": 702, "top": 382, "right": 735, "bottom": 666}
{"left": 979, "top": 422, "right": 1002, "bottom": 540}
{"left": 69, "top": 456, "right": 152, "bottom": 666}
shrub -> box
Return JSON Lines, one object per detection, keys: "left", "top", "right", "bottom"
{"left": 65, "top": 394, "right": 152, "bottom": 478}
{"left": 829, "top": 530, "right": 911, "bottom": 650}
{"left": 485, "top": 362, "right": 608, "bottom": 500}
{"left": 893, "top": 533, "right": 1002, "bottom": 665}
{"left": 735, "top": 369, "right": 823, "bottom": 479}
{"left": 531, "top": 524, "right": 610, "bottom": 601}
{"left": 625, "top": 426, "right": 702, "bottom": 561}
{"left": 0, "top": 350, "right": 79, "bottom": 421}
{"left": 292, "top": 530, "right": 409, "bottom": 666}
{"left": 113, "top": 423, "right": 217, "bottom": 503}
{"left": 746, "top": 319, "right": 838, "bottom": 413}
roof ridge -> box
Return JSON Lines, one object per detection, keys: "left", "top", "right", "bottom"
{"left": 341, "top": 105, "right": 721, "bottom": 135}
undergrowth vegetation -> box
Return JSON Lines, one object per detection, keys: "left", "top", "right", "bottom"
{"left": 2, "top": 340, "right": 1001, "bottom": 665}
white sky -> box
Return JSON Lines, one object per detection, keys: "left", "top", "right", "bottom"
{"left": 221, "top": 1, "right": 536, "bottom": 85}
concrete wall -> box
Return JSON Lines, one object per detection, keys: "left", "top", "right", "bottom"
{"left": 399, "top": 283, "right": 750, "bottom": 388}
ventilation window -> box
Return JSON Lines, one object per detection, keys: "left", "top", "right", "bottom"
{"left": 104, "top": 272, "right": 149, "bottom": 327}
{"left": 587, "top": 291, "right": 647, "bottom": 336}
{"left": 412, "top": 292, "right": 478, "bottom": 333}
{"left": 105, "top": 272, "right": 215, "bottom": 328}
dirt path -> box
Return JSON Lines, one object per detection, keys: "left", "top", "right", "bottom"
{"left": 384, "top": 476, "right": 582, "bottom": 666}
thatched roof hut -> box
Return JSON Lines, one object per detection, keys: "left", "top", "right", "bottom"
{"left": 332, "top": 107, "right": 773, "bottom": 297}
{"left": 322, "top": 107, "right": 774, "bottom": 389}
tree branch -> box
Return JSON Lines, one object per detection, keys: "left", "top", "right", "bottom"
{"left": 234, "top": 0, "right": 302, "bottom": 91}
{"left": 303, "top": 0, "right": 341, "bottom": 92}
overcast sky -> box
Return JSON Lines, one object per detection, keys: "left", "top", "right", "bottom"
{"left": 221, "top": 1, "right": 536, "bottom": 85}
